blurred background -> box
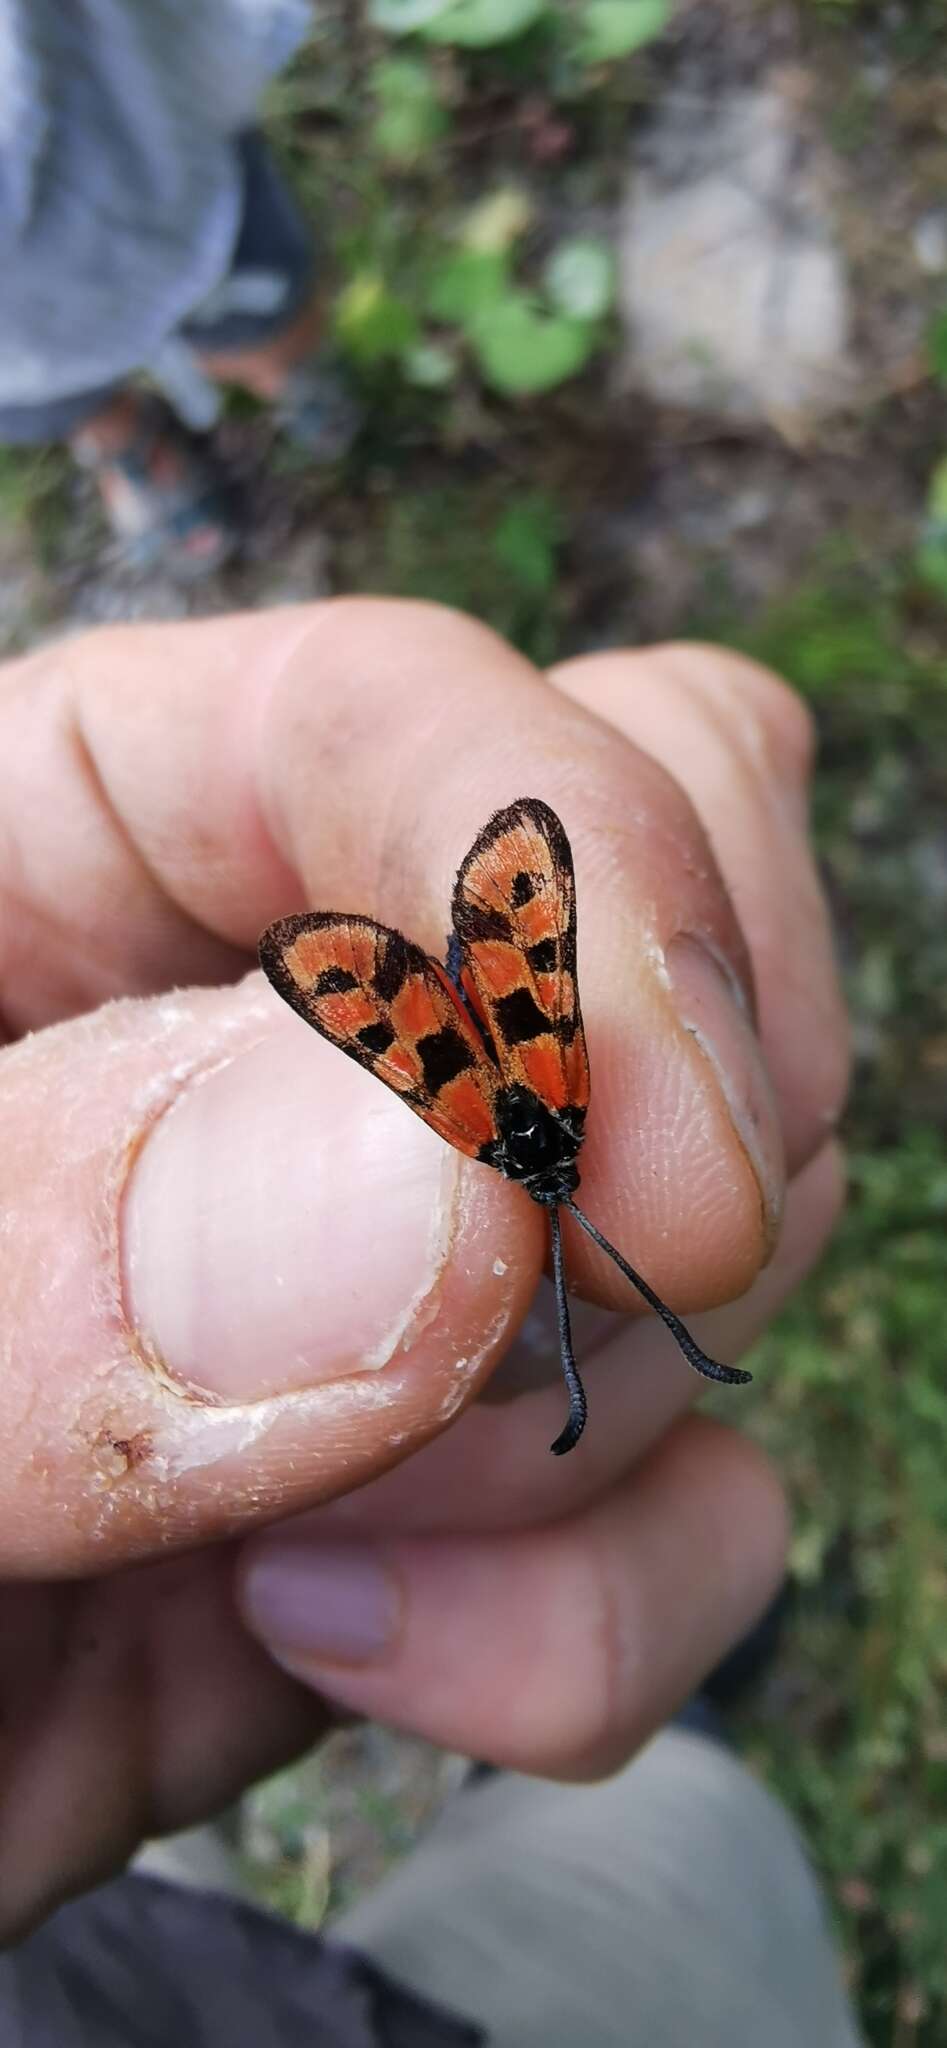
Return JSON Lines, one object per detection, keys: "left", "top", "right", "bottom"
{"left": 4, "top": 2, "right": 947, "bottom": 2040}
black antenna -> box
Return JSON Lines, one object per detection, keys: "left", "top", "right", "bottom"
{"left": 548, "top": 1204, "right": 589, "bottom": 1457}
{"left": 562, "top": 1198, "right": 753, "bottom": 1389}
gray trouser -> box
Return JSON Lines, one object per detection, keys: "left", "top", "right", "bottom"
{"left": 142, "top": 1727, "right": 864, "bottom": 2046}
{"left": 0, "top": 134, "right": 314, "bottom": 444}
{"left": 336, "top": 1729, "right": 863, "bottom": 2048}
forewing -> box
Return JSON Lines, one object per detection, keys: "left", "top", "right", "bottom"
{"left": 451, "top": 798, "right": 590, "bottom": 1114}
{"left": 259, "top": 912, "right": 500, "bottom": 1159}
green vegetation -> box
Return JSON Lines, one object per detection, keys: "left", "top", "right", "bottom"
{"left": 370, "top": 0, "right": 670, "bottom": 60}
{"left": 333, "top": 189, "right": 616, "bottom": 393}
{"left": 727, "top": 561, "right": 947, "bottom": 2044}
{"left": 0, "top": 445, "right": 69, "bottom": 560}
{"left": 267, "top": 0, "right": 643, "bottom": 406}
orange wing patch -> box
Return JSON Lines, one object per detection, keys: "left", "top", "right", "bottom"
{"left": 451, "top": 798, "right": 590, "bottom": 1115}
{"left": 259, "top": 912, "right": 500, "bottom": 1158}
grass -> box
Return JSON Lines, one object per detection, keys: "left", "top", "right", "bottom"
{"left": 724, "top": 560, "right": 947, "bottom": 2042}
{"left": 0, "top": 446, "right": 70, "bottom": 560}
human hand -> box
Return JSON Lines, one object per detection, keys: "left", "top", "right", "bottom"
{"left": 0, "top": 603, "right": 847, "bottom": 1938}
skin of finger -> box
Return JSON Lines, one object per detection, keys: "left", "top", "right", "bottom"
{"left": 238, "top": 1414, "right": 789, "bottom": 1780}
{"left": 6, "top": 603, "right": 779, "bottom": 1324}
{"left": 0, "top": 630, "right": 265, "bottom": 1031}
{"left": 550, "top": 644, "right": 850, "bottom": 1173}
{"left": 0, "top": 1552, "right": 324, "bottom": 1943}
{"left": 0, "top": 979, "right": 537, "bottom": 1577}
{"left": 246, "top": 1138, "right": 843, "bottom": 1540}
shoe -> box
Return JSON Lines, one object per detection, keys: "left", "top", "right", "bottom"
{"left": 72, "top": 394, "right": 238, "bottom": 581}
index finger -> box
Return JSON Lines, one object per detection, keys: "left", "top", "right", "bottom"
{"left": 3, "top": 603, "right": 779, "bottom": 1311}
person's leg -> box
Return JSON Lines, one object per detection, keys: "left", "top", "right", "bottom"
{"left": 63, "top": 133, "right": 347, "bottom": 571}
{"left": 193, "top": 289, "right": 328, "bottom": 400}
{"left": 335, "top": 1727, "right": 864, "bottom": 2048}
{"left": 0, "top": 134, "right": 352, "bottom": 578}
{"left": 179, "top": 132, "right": 361, "bottom": 460}
{"left": 135, "top": 1812, "right": 249, "bottom": 1897}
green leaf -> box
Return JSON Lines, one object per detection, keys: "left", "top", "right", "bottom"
{"left": 493, "top": 495, "right": 561, "bottom": 593}
{"left": 426, "top": 247, "right": 510, "bottom": 325}
{"left": 335, "top": 274, "right": 418, "bottom": 364}
{"left": 403, "top": 339, "right": 457, "bottom": 387}
{"left": 422, "top": 0, "right": 546, "bottom": 48}
{"left": 926, "top": 455, "right": 947, "bottom": 526}
{"left": 370, "top": 55, "right": 446, "bottom": 164}
{"left": 927, "top": 309, "right": 947, "bottom": 385}
{"left": 916, "top": 536, "right": 947, "bottom": 602}
{"left": 576, "top": 0, "right": 670, "bottom": 65}
{"left": 462, "top": 187, "right": 532, "bottom": 254}
{"left": 369, "top": 0, "right": 451, "bottom": 31}
{"left": 470, "top": 294, "right": 594, "bottom": 394}
{"left": 544, "top": 238, "right": 616, "bottom": 320}
{"left": 918, "top": 456, "right": 947, "bottom": 597}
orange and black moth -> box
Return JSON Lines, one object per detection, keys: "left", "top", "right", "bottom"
{"left": 259, "top": 797, "right": 750, "bottom": 1456}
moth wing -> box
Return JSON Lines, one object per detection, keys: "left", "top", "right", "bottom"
{"left": 451, "top": 797, "right": 590, "bottom": 1115}
{"left": 259, "top": 912, "right": 500, "bottom": 1160}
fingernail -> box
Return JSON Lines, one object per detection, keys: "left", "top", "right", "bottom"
{"left": 242, "top": 1541, "right": 400, "bottom": 1665}
{"left": 122, "top": 1009, "right": 457, "bottom": 1401}
{"left": 667, "top": 934, "right": 784, "bottom": 1248}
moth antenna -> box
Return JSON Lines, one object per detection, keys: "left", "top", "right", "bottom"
{"left": 562, "top": 1199, "right": 753, "bottom": 1388}
{"left": 548, "top": 1203, "right": 588, "bottom": 1456}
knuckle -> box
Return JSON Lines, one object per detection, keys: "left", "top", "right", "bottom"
{"left": 661, "top": 642, "right": 816, "bottom": 788}
{"left": 308, "top": 593, "right": 514, "bottom": 663}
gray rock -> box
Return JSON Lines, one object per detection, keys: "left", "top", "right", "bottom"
{"left": 913, "top": 209, "right": 947, "bottom": 276}
{"left": 617, "top": 85, "right": 852, "bottom": 431}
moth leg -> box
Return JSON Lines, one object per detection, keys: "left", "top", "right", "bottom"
{"left": 445, "top": 929, "right": 465, "bottom": 994}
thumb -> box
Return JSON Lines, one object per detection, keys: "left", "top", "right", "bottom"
{"left": 0, "top": 976, "right": 534, "bottom": 1577}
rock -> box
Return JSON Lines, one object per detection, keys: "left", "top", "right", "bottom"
{"left": 913, "top": 209, "right": 947, "bottom": 276}
{"left": 617, "top": 84, "right": 852, "bottom": 431}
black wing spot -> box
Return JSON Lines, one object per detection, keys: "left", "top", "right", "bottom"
{"left": 526, "top": 937, "right": 557, "bottom": 974}
{"left": 374, "top": 930, "right": 411, "bottom": 1002}
{"left": 316, "top": 966, "right": 358, "bottom": 996}
{"left": 417, "top": 1026, "right": 475, "bottom": 1094}
{"left": 454, "top": 899, "right": 512, "bottom": 943}
{"left": 511, "top": 870, "right": 536, "bottom": 908}
{"left": 358, "top": 1019, "right": 395, "bottom": 1057}
{"left": 495, "top": 987, "right": 550, "bottom": 1045}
